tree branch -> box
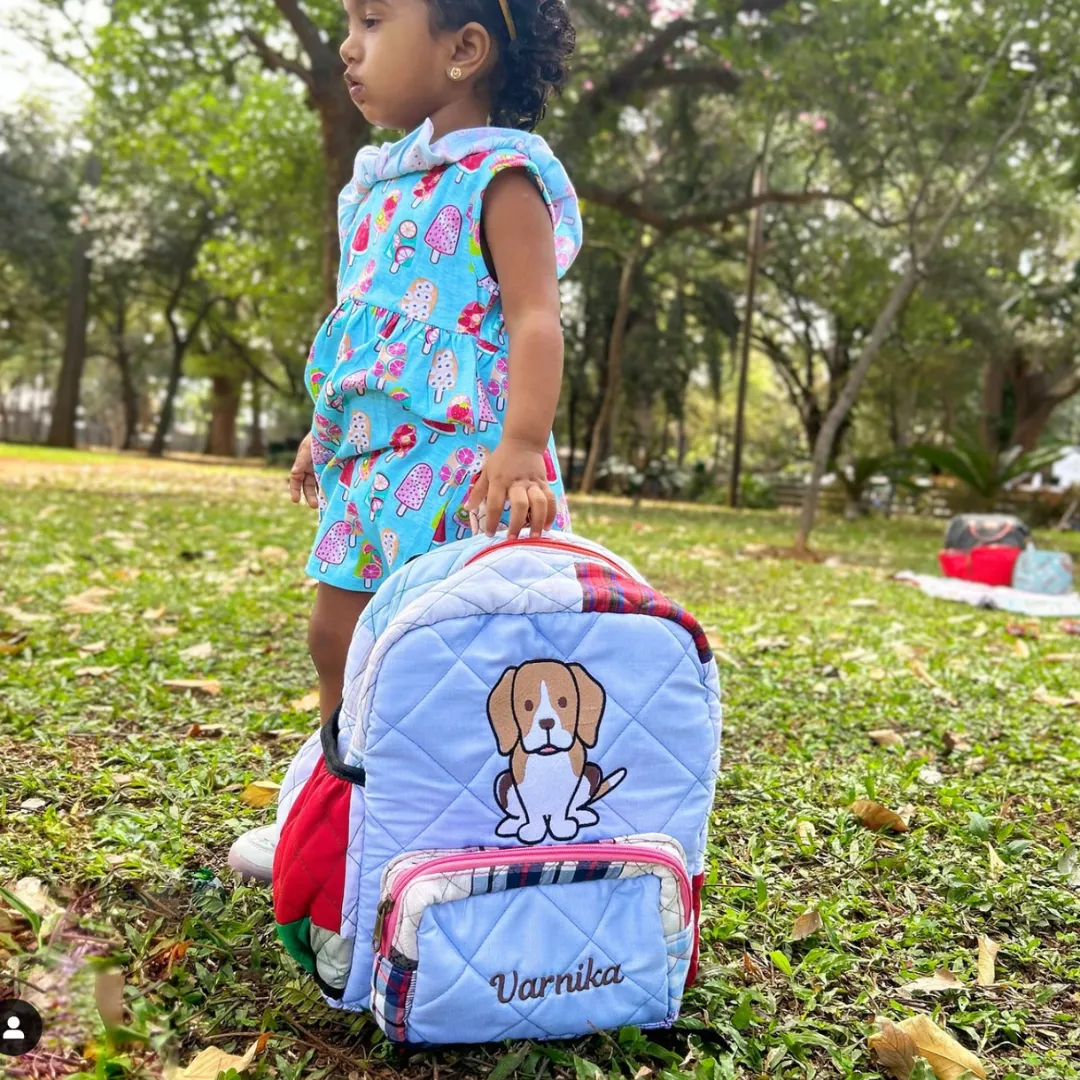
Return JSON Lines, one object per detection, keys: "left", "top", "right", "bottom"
{"left": 242, "top": 28, "right": 314, "bottom": 90}
{"left": 577, "top": 183, "right": 903, "bottom": 233}
{"left": 637, "top": 66, "right": 741, "bottom": 95}
{"left": 272, "top": 0, "right": 333, "bottom": 69}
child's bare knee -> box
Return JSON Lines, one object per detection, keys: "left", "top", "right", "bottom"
{"left": 307, "top": 611, "right": 346, "bottom": 676}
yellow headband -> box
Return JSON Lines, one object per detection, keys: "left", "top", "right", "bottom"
{"left": 497, "top": 0, "right": 518, "bottom": 40}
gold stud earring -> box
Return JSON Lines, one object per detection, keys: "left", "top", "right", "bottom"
{"left": 449, "top": 66, "right": 463, "bottom": 81}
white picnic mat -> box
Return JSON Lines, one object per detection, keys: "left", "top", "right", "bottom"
{"left": 895, "top": 571, "right": 1080, "bottom": 617}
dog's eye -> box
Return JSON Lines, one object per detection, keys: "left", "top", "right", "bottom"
{"left": 524, "top": 699, "right": 534, "bottom": 712}
{"left": 558, "top": 696, "right": 568, "bottom": 708}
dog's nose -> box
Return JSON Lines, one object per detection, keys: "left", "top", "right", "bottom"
{"left": 539, "top": 718, "right": 555, "bottom": 731}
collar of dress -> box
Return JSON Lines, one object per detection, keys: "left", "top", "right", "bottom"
{"left": 349, "top": 119, "right": 553, "bottom": 199}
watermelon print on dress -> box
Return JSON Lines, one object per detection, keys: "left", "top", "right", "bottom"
{"left": 272, "top": 533, "right": 722, "bottom": 1043}
{"left": 304, "top": 120, "right": 582, "bottom": 593}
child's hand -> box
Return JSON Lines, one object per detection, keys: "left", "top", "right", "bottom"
{"left": 467, "top": 438, "right": 556, "bottom": 539}
{"left": 290, "top": 434, "right": 319, "bottom": 509}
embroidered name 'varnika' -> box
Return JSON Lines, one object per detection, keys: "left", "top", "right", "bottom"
{"left": 489, "top": 958, "right": 624, "bottom": 1004}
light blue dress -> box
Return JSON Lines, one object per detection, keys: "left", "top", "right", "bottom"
{"left": 304, "top": 120, "right": 583, "bottom": 591}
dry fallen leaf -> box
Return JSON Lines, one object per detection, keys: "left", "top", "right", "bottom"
{"left": 1043, "top": 653, "right": 1080, "bottom": 663}
{"left": 899, "top": 1013, "right": 988, "bottom": 1079}
{"left": 851, "top": 799, "right": 910, "bottom": 833}
{"left": 184, "top": 723, "right": 226, "bottom": 739}
{"left": 791, "top": 909, "right": 823, "bottom": 941}
{"left": 95, "top": 968, "right": 125, "bottom": 1028}
{"left": 742, "top": 952, "right": 764, "bottom": 980}
{"left": 0, "top": 629, "right": 30, "bottom": 655}
{"left": 970, "top": 621, "right": 989, "bottom": 639}
{"left": 75, "top": 666, "right": 118, "bottom": 678}
{"left": 869, "top": 1018, "right": 918, "bottom": 1080}
{"left": 918, "top": 766, "right": 944, "bottom": 785}
{"left": 850, "top": 597, "right": 878, "bottom": 608}
{"left": 179, "top": 642, "right": 214, "bottom": 661}
{"left": 63, "top": 587, "right": 115, "bottom": 615}
{"left": 260, "top": 545, "right": 290, "bottom": 563}
{"left": 1011, "top": 638, "right": 1030, "bottom": 659}
{"left": 795, "top": 820, "right": 817, "bottom": 845}
{"left": 943, "top": 731, "right": 971, "bottom": 753}
{"left": 289, "top": 690, "right": 321, "bottom": 711}
{"left": 162, "top": 679, "right": 221, "bottom": 696}
{"left": 12, "top": 877, "right": 64, "bottom": 927}
{"left": 78, "top": 640, "right": 107, "bottom": 656}
{"left": 1032, "top": 687, "right": 1080, "bottom": 708}
{"left": 1006, "top": 622, "right": 1039, "bottom": 639}
{"left": 143, "top": 606, "right": 166, "bottom": 621}
{"left": 152, "top": 626, "right": 179, "bottom": 638}
{"left": 869, "top": 729, "right": 906, "bottom": 748}
{"left": 240, "top": 780, "right": 280, "bottom": 808}
{"left": 900, "top": 968, "right": 965, "bottom": 996}
{"left": 1, "top": 605, "right": 50, "bottom": 624}
{"left": 987, "top": 842, "right": 1005, "bottom": 879}
{"left": 19, "top": 797, "right": 48, "bottom": 812}
{"left": 167, "top": 1036, "right": 267, "bottom": 1080}
{"left": 909, "top": 660, "right": 958, "bottom": 706}
{"left": 977, "top": 935, "right": 1000, "bottom": 986}
{"left": 897, "top": 803, "right": 917, "bottom": 828}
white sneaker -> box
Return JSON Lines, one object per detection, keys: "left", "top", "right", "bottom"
{"left": 227, "top": 823, "right": 278, "bottom": 883}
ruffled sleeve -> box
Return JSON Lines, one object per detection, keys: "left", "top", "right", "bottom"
{"left": 474, "top": 139, "right": 583, "bottom": 279}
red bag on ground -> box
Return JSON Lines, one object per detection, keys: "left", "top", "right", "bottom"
{"left": 939, "top": 545, "right": 1021, "bottom": 587}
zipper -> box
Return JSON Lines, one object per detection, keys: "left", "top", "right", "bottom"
{"left": 375, "top": 841, "right": 691, "bottom": 953}
{"left": 464, "top": 537, "right": 629, "bottom": 577}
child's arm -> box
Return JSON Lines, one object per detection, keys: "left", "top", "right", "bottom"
{"left": 466, "top": 169, "right": 563, "bottom": 539}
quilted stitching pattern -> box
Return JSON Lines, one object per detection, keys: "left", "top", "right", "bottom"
{"left": 273, "top": 534, "right": 721, "bottom": 1023}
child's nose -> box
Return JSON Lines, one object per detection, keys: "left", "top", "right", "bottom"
{"left": 340, "top": 31, "right": 361, "bottom": 66}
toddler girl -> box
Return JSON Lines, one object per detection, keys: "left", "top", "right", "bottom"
{"left": 228, "top": 0, "right": 581, "bottom": 880}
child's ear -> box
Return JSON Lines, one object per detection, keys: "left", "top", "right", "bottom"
{"left": 446, "top": 21, "right": 494, "bottom": 82}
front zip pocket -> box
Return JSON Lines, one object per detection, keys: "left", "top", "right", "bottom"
{"left": 370, "top": 833, "right": 694, "bottom": 1044}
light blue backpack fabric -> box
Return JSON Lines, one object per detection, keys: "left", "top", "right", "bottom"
{"left": 1012, "top": 545, "right": 1074, "bottom": 595}
{"left": 272, "top": 532, "right": 722, "bottom": 1045}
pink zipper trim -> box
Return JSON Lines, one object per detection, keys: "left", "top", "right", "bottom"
{"left": 464, "top": 537, "right": 628, "bottom": 577}
{"left": 378, "top": 842, "right": 691, "bottom": 954}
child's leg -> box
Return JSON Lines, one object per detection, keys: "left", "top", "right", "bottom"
{"left": 308, "top": 582, "right": 373, "bottom": 725}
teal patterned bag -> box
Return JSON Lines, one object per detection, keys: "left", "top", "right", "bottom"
{"left": 1012, "top": 545, "right": 1074, "bottom": 595}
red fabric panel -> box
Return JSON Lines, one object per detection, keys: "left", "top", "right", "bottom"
{"left": 272, "top": 758, "right": 353, "bottom": 932}
{"left": 686, "top": 871, "right": 704, "bottom": 987}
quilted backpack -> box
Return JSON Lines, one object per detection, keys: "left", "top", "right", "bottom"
{"left": 271, "top": 532, "right": 722, "bottom": 1045}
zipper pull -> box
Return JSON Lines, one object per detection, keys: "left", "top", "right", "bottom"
{"left": 372, "top": 896, "right": 394, "bottom": 951}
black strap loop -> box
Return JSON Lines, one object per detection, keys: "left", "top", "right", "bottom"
{"left": 320, "top": 701, "right": 367, "bottom": 786}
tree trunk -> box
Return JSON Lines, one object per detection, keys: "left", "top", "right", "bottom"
{"left": 795, "top": 75, "right": 1036, "bottom": 551}
{"left": 47, "top": 154, "right": 101, "bottom": 448}
{"left": 315, "top": 92, "right": 372, "bottom": 313}
{"left": 149, "top": 347, "right": 185, "bottom": 458}
{"left": 580, "top": 230, "right": 645, "bottom": 495}
{"left": 247, "top": 377, "right": 265, "bottom": 458}
{"left": 728, "top": 158, "right": 767, "bottom": 508}
{"left": 206, "top": 374, "right": 241, "bottom": 457}
{"left": 110, "top": 294, "right": 139, "bottom": 451}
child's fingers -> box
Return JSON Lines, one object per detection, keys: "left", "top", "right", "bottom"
{"left": 527, "top": 484, "right": 548, "bottom": 538}
{"left": 303, "top": 472, "right": 320, "bottom": 509}
{"left": 466, "top": 471, "right": 489, "bottom": 513}
{"left": 507, "top": 485, "right": 530, "bottom": 538}
{"left": 289, "top": 467, "right": 304, "bottom": 504}
{"left": 486, "top": 482, "right": 508, "bottom": 537}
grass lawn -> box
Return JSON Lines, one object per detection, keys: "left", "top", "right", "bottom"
{"left": 2, "top": 445, "right": 1079, "bottom": 1080}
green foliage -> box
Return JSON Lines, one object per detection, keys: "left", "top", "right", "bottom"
{"left": 914, "top": 431, "right": 1065, "bottom": 507}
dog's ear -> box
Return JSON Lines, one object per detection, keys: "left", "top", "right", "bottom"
{"left": 569, "top": 664, "right": 606, "bottom": 748}
{"left": 487, "top": 667, "right": 519, "bottom": 756}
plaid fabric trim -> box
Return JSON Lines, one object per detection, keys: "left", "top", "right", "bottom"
{"left": 371, "top": 952, "right": 415, "bottom": 1043}
{"left": 576, "top": 563, "right": 713, "bottom": 664}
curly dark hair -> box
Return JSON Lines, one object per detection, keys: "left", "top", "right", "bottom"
{"left": 425, "top": 0, "right": 575, "bottom": 131}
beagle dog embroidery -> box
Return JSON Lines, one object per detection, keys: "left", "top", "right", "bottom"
{"left": 487, "top": 660, "right": 627, "bottom": 844}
